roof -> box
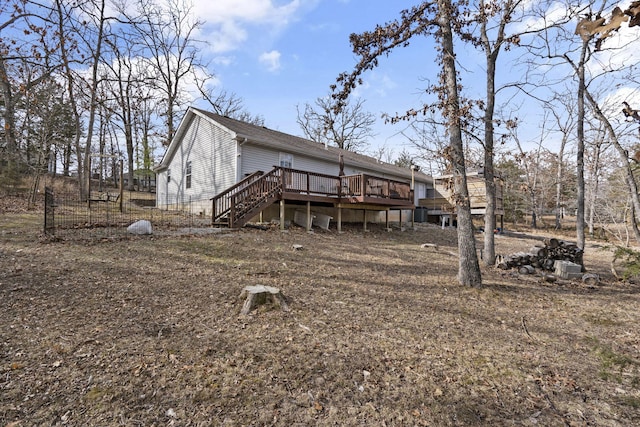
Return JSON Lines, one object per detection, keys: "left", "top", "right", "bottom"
{"left": 157, "top": 107, "right": 432, "bottom": 184}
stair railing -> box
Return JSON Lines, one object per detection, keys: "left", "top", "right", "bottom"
{"left": 211, "top": 170, "right": 264, "bottom": 225}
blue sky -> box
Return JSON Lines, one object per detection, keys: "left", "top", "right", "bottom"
{"left": 187, "top": 0, "right": 640, "bottom": 163}
{"left": 190, "top": 0, "right": 437, "bottom": 158}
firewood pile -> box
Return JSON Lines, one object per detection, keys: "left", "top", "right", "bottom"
{"left": 496, "top": 237, "right": 583, "bottom": 271}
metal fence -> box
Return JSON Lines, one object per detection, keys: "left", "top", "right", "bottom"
{"left": 43, "top": 186, "right": 213, "bottom": 238}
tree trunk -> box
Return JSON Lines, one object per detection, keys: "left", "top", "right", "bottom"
{"left": 583, "top": 87, "right": 640, "bottom": 246}
{"left": 125, "top": 117, "right": 135, "bottom": 191}
{"left": 55, "top": 0, "right": 85, "bottom": 197}
{"left": 531, "top": 209, "right": 537, "bottom": 229}
{"left": 575, "top": 40, "right": 588, "bottom": 250}
{"left": 0, "top": 53, "right": 19, "bottom": 177}
{"left": 482, "top": 37, "right": 498, "bottom": 266}
{"left": 587, "top": 141, "right": 601, "bottom": 237}
{"left": 82, "top": 0, "right": 107, "bottom": 201}
{"left": 438, "top": 0, "right": 482, "bottom": 287}
{"left": 555, "top": 140, "right": 566, "bottom": 230}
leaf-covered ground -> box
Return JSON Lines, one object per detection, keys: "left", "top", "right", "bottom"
{"left": 1, "top": 208, "right": 640, "bottom": 426}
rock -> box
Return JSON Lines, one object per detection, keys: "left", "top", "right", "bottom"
{"left": 127, "top": 220, "right": 153, "bottom": 235}
{"left": 582, "top": 273, "right": 600, "bottom": 286}
{"left": 518, "top": 265, "right": 535, "bottom": 275}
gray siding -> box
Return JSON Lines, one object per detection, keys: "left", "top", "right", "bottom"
{"left": 240, "top": 143, "right": 343, "bottom": 177}
{"left": 240, "top": 143, "right": 417, "bottom": 181}
{"left": 239, "top": 143, "right": 431, "bottom": 194}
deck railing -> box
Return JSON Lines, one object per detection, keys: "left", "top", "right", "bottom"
{"left": 280, "top": 168, "right": 342, "bottom": 196}
{"left": 213, "top": 166, "right": 413, "bottom": 227}
{"left": 341, "top": 174, "right": 411, "bottom": 200}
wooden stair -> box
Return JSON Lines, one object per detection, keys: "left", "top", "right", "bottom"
{"left": 212, "top": 168, "right": 283, "bottom": 228}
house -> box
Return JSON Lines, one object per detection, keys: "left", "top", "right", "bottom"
{"left": 122, "top": 170, "right": 156, "bottom": 191}
{"left": 155, "top": 107, "right": 434, "bottom": 230}
{"left": 419, "top": 170, "right": 505, "bottom": 229}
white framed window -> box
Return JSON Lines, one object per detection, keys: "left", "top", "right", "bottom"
{"left": 185, "top": 161, "right": 192, "bottom": 189}
{"left": 279, "top": 152, "right": 293, "bottom": 168}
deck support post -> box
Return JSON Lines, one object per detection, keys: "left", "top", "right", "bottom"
{"left": 385, "top": 210, "right": 389, "bottom": 230}
{"left": 280, "top": 200, "right": 285, "bottom": 231}
{"left": 306, "top": 201, "right": 312, "bottom": 232}
{"left": 337, "top": 206, "right": 342, "bottom": 233}
{"left": 363, "top": 210, "right": 368, "bottom": 232}
{"left": 399, "top": 210, "right": 402, "bottom": 230}
{"left": 411, "top": 210, "right": 415, "bottom": 229}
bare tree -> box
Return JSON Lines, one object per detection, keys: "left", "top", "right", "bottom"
{"left": 196, "top": 84, "right": 264, "bottom": 126}
{"left": 585, "top": 123, "right": 609, "bottom": 236}
{"left": 546, "top": 91, "right": 576, "bottom": 230}
{"left": 296, "top": 96, "right": 375, "bottom": 152}
{"left": 79, "top": 0, "right": 108, "bottom": 200}
{"left": 525, "top": 0, "right": 639, "bottom": 248}
{"left": 333, "top": 1, "right": 481, "bottom": 286}
{"left": 565, "top": 1, "right": 640, "bottom": 244}
{"left": 510, "top": 117, "right": 546, "bottom": 228}
{"left": 465, "top": 0, "right": 527, "bottom": 265}
{"left": 584, "top": 87, "right": 640, "bottom": 244}
{"left": 0, "top": 0, "right": 57, "bottom": 180}
{"left": 129, "top": 0, "right": 204, "bottom": 146}
{"left": 102, "top": 28, "right": 148, "bottom": 191}
{"left": 402, "top": 115, "right": 451, "bottom": 175}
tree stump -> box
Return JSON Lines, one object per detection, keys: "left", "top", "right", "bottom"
{"left": 240, "top": 285, "right": 289, "bottom": 315}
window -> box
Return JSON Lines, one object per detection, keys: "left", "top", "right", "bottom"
{"left": 279, "top": 153, "right": 293, "bottom": 168}
{"left": 185, "top": 161, "right": 192, "bottom": 189}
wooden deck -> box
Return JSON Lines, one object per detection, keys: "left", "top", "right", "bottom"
{"left": 212, "top": 167, "right": 414, "bottom": 228}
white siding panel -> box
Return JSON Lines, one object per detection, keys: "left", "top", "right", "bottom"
{"left": 240, "top": 144, "right": 279, "bottom": 176}
{"left": 161, "top": 116, "right": 237, "bottom": 212}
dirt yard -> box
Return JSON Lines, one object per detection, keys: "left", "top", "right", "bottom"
{"left": 2, "top": 202, "right": 640, "bottom": 426}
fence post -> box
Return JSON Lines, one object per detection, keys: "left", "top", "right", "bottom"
{"left": 119, "top": 159, "right": 124, "bottom": 213}
{"left": 44, "top": 186, "right": 55, "bottom": 235}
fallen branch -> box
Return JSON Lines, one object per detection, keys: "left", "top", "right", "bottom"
{"left": 521, "top": 316, "right": 539, "bottom": 342}
{"left": 420, "top": 243, "right": 458, "bottom": 257}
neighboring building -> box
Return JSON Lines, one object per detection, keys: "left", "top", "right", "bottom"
{"left": 122, "top": 170, "right": 156, "bottom": 191}
{"left": 155, "top": 107, "right": 433, "bottom": 229}
{"left": 419, "top": 170, "right": 505, "bottom": 229}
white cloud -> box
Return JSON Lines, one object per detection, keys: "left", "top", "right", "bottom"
{"left": 259, "top": 50, "right": 282, "bottom": 72}
{"left": 211, "top": 56, "right": 235, "bottom": 67}
{"left": 352, "top": 72, "right": 397, "bottom": 98}
{"left": 603, "top": 86, "right": 639, "bottom": 113}
{"left": 194, "top": 0, "right": 303, "bottom": 53}
{"left": 514, "top": 1, "right": 569, "bottom": 33}
{"left": 194, "top": 0, "right": 300, "bottom": 24}
{"left": 200, "top": 20, "right": 249, "bottom": 54}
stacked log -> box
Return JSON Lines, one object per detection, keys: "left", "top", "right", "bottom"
{"left": 496, "top": 237, "right": 583, "bottom": 271}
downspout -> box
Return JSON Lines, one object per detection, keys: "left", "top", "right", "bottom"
{"left": 236, "top": 136, "right": 248, "bottom": 182}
